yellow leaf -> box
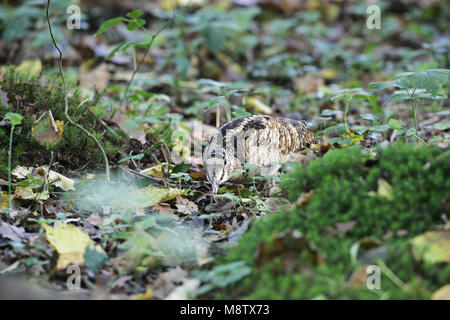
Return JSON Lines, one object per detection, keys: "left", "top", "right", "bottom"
{"left": 411, "top": 230, "right": 450, "bottom": 265}
{"left": 128, "top": 187, "right": 188, "bottom": 209}
{"left": 377, "top": 178, "right": 394, "bottom": 201}
{"left": 14, "top": 186, "right": 49, "bottom": 201}
{"left": 321, "top": 68, "right": 338, "bottom": 80}
{"left": 43, "top": 224, "right": 104, "bottom": 270}
{"left": 132, "top": 285, "right": 153, "bottom": 300}
{"left": 140, "top": 163, "right": 170, "bottom": 179}
{"left": 1, "top": 192, "right": 8, "bottom": 210}
{"left": 17, "top": 59, "right": 42, "bottom": 77}
{"left": 342, "top": 130, "right": 363, "bottom": 147}
{"left": 12, "top": 166, "right": 74, "bottom": 191}
{"left": 432, "top": 284, "right": 450, "bottom": 300}
{"left": 247, "top": 97, "right": 273, "bottom": 115}
{"left": 46, "top": 169, "right": 75, "bottom": 191}
{"left": 32, "top": 111, "right": 64, "bottom": 147}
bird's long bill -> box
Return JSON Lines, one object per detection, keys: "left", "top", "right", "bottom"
{"left": 211, "top": 178, "right": 219, "bottom": 194}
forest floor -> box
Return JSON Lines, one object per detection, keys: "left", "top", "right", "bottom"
{"left": 0, "top": 0, "right": 448, "bottom": 299}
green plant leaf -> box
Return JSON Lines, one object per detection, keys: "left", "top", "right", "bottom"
{"left": 95, "top": 17, "right": 125, "bottom": 36}
{"left": 127, "top": 9, "right": 144, "bottom": 19}
{"left": 396, "top": 69, "right": 449, "bottom": 96}
{"left": 127, "top": 19, "right": 146, "bottom": 31}
{"left": 4, "top": 112, "right": 23, "bottom": 126}
{"left": 388, "top": 118, "right": 403, "bottom": 130}
{"left": 435, "top": 121, "right": 450, "bottom": 131}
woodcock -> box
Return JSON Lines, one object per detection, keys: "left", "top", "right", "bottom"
{"left": 203, "top": 115, "right": 314, "bottom": 193}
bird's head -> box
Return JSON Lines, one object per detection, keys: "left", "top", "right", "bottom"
{"left": 286, "top": 119, "right": 315, "bottom": 148}
{"left": 204, "top": 148, "right": 229, "bottom": 194}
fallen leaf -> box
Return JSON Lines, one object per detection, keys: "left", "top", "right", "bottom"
{"left": 140, "top": 163, "right": 169, "bottom": 179}
{"left": 294, "top": 73, "right": 324, "bottom": 94}
{"left": 377, "top": 178, "right": 394, "bottom": 201}
{"left": 80, "top": 63, "right": 110, "bottom": 90}
{"left": 152, "top": 203, "right": 177, "bottom": 216}
{"left": 247, "top": 97, "right": 273, "bottom": 115}
{"left": 43, "top": 223, "right": 105, "bottom": 270}
{"left": 256, "top": 229, "right": 323, "bottom": 272}
{"left": 411, "top": 230, "right": 450, "bottom": 264}
{"left": 0, "top": 87, "right": 9, "bottom": 107}
{"left": 12, "top": 166, "right": 75, "bottom": 191}
{"left": 432, "top": 284, "right": 450, "bottom": 300}
{"left": 32, "top": 110, "right": 64, "bottom": 147}
{"left": 0, "top": 192, "right": 8, "bottom": 210}
{"left": 165, "top": 279, "right": 200, "bottom": 300}
{"left": 321, "top": 68, "right": 338, "bottom": 80}
{"left": 189, "top": 170, "right": 206, "bottom": 180}
{"left": 336, "top": 221, "right": 357, "bottom": 235}
{"left": 86, "top": 214, "right": 102, "bottom": 226}
{"left": 0, "top": 261, "right": 21, "bottom": 274}
{"left": 153, "top": 267, "right": 188, "bottom": 299}
{"left": 347, "top": 265, "right": 369, "bottom": 287}
{"left": 111, "top": 110, "right": 147, "bottom": 144}
{"left": 127, "top": 187, "right": 188, "bottom": 209}
{"left": 14, "top": 186, "right": 49, "bottom": 201}
{"left": 294, "top": 190, "right": 315, "bottom": 207}
{"left": 175, "top": 196, "right": 198, "bottom": 215}
{"left": 132, "top": 285, "right": 153, "bottom": 300}
{"left": 0, "top": 222, "right": 25, "bottom": 242}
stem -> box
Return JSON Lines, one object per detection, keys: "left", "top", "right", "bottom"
{"left": 110, "top": 15, "right": 175, "bottom": 121}
{"left": 7, "top": 124, "right": 14, "bottom": 209}
{"left": 377, "top": 259, "right": 406, "bottom": 290}
{"left": 46, "top": 0, "right": 110, "bottom": 180}
{"left": 410, "top": 88, "right": 418, "bottom": 140}
{"left": 412, "top": 133, "right": 428, "bottom": 146}
{"left": 344, "top": 98, "right": 350, "bottom": 132}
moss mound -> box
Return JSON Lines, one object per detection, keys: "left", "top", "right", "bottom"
{"left": 0, "top": 66, "right": 126, "bottom": 178}
{"left": 215, "top": 144, "right": 450, "bottom": 299}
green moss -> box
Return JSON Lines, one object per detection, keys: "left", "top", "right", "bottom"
{"left": 0, "top": 66, "right": 127, "bottom": 178}
{"left": 215, "top": 144, "right": 449, "bottom": 299}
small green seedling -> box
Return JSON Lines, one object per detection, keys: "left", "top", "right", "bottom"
{"left": 370, "top": 69, "right": 449, "bottom": 138}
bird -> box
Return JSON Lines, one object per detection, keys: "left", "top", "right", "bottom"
{"left": 203, "top": 115, "right": 314, "bottom": 194}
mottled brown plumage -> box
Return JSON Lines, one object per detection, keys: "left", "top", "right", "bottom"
{"left": 203, "top": 115, "right": 314, "bottom": 193}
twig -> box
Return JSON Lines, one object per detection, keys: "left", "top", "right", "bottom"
{"left": 46, "top": 0, "right": 110, "bottom": 180}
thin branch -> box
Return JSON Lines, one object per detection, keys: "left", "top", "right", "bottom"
{"left": 46, "top": 0, "right": 110, "bottom": 180}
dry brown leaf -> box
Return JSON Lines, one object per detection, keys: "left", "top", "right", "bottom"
{"left": 80, "top": 63, "right": 110, "bottom": 90}
{"left": 175, "top": 196, "right": 198, "bottom": 215}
